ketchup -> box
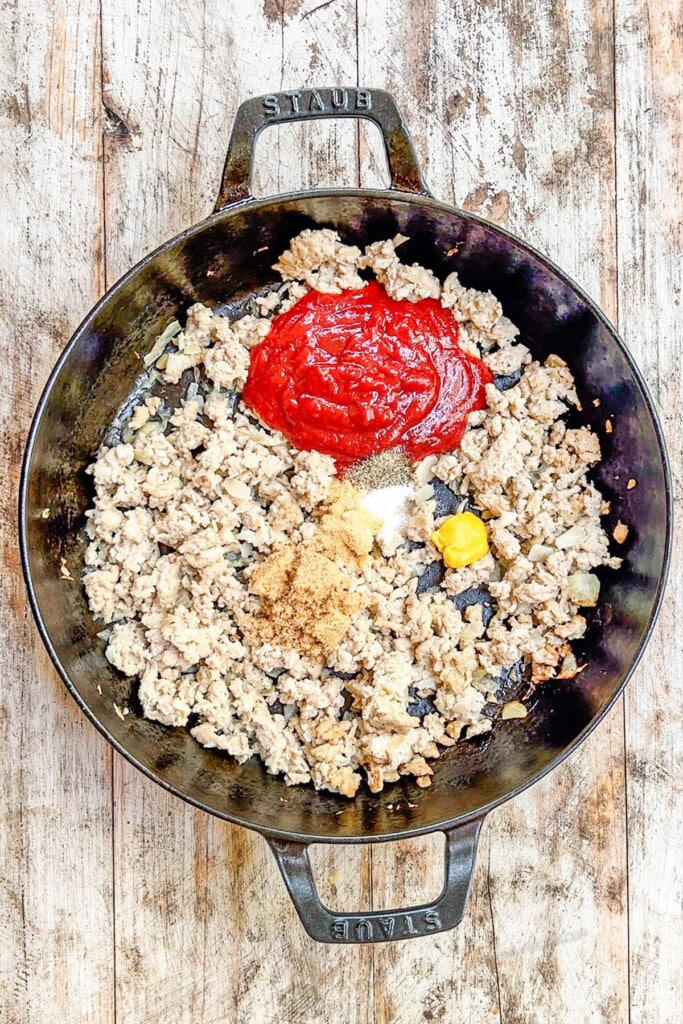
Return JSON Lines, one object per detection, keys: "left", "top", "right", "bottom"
{"left": 242, "top": 281, "right": 493, "bottom": 468}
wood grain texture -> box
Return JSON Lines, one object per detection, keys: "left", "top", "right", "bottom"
{"left": 615, "top": 1, "right": 683, "bottom": 1021}
{"left": 0, "top": 3, "right": 115, "bottom": 1024}
{"left": 101, "top": 3, "right": 372, "bottom": 1023}
{"left": 100, "top": 7, "right": 243, "bottom": 1021}
{"left": 359, "top": 3, "right": 630, "bottom": 1022}
{"left": 2, "top": 1, "right": 681, "bottom": 1022}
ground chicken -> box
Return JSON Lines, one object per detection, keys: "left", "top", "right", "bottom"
{"left": 82, "top": 231, "right": 621, "bottom": 797}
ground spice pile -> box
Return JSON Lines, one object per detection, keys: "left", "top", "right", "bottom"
{"left": 349, "top": 450, "right": 411, "bottom": 490}
{"left": 244, "top": 545, "right": 365, "bottom": 658}
{"left": 314, "top": 481, "right": 381, "bottom": 563}
{"left": 243, "top": 482, "right": 380, "bottom": 658}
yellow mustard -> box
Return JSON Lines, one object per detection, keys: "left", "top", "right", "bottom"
{"left": 431, "top": 511, "right": 489, "bottom": 569}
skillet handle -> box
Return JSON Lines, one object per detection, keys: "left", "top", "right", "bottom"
{"left": 266, "top": 818, "right": 482, "bottom": 943}
{"left": 214, "top": 87, "right": 430, "bottom": 211}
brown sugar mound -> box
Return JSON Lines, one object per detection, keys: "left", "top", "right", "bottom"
{"left": 244, "top": 544, "right": 366, "bottom": 658}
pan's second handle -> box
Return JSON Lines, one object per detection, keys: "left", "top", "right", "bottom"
{"left": 215, "top": 87, "right": 430, "bottom": 211}
{"left": 267, "top": 819, "right": 482, "bottom": 944}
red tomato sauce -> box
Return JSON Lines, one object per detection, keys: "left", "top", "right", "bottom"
{"left": 242, "top": 280, "right": 494, "bottom": 468}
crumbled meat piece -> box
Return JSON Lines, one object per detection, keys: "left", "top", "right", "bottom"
{"left": 360, "top": 236, "right": 441, "bottom": 302}
{"left": 289, "top": 450, "right": 336, "bottom": 508}
{"left": 203, "top": 320, "right": 251, "bottom": 390}
{"left": 273, "top": 228, "right": 365, "bottom": 293}
{"left": 129, "top": 396, "right": 161, "bottom": 432}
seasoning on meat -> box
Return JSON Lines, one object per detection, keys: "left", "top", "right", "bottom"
{"left": 244, "top": 546, "right": 366, "bottom": 659}
{"left": 82, "top": 229, "right": 624, "bottom": 797}
{"left": 349, "top": 450, "right": 411, "bottom": 490}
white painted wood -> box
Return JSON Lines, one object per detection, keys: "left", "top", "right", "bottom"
{"left": 0, "top": 2, "right": 115, "bottom": 1023}
{"left": 615, "top": 2, "right": 683, "bottom": 1021}
{"left": 2, "top": 1, "right": 681, "bottom": 1021}
{"left": 359, "top": 3, "right": 630, "bottom": 1022}
{"left": 101, "top": 3, "right": 372, "bottom": 1022}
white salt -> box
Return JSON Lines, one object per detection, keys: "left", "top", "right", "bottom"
{"left": 361, "top": 483, "right": 415, "bottom": 548}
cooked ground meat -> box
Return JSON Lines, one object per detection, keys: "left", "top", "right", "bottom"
{"left": 83, "top": 230, "right": 620, "bottom": 798}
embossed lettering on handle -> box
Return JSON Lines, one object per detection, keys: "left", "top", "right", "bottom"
{"left": 214, "top": 87, "right": 430, "bottom": 211}
{"left": 267, "top": 819, "right": 482, "bottom": 944}
{"left": 329, "top": 910, "right": 442, "bottom": 943}
{"left": 260, "top": 87, "right": 373, "bottom": 118}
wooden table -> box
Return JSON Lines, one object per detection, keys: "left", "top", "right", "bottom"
{"left": 1, "top": 1, "right": 681, "bottom": 1021}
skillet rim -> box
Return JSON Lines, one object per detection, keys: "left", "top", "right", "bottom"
{"left": 18, "top": 186, "right": 674, "bottom": 844}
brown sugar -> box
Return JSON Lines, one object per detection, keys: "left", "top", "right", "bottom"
{"left": 244, "top": 481, "right": 380, "bottom": 658}
{"left": 244, "top": 544, "right": 366, "bottom": 658}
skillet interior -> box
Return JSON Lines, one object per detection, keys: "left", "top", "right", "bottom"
{"left": 20, "top": 190, "right": 671, "bottom": 842}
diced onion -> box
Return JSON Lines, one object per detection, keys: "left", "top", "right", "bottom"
{"left": 495, "top": 511, "right": 517, "bottom": 528}
{"left": 557, "top": 652, "right": 579, "bottom": 679}
{"left": 224, "top": 479, "right": 251, "bottom": 502}
{"left": 473, "top": 673, "right": 495, "bottom": 694}
{"left": 137, "top": 420, "right": 163, "bottom": 437}
{"left": 528, "top": 543, "right": 554, "bottom": 563}
{"left": 459, "top": 623, "right": 481, "bottom": 645}
{"left": 415, "top": 455, "right": 438, "bottom": 485}
{"left": 566, "top": 572, "right": 600, "bottom": 606}
{"left": 143, "top": 320, "right": 181, "bottom": 367}
{"left": 414, "top": 483, "right": 434, "bottom": 502}
{"left": 179, "top": 339, "right": 202, "bottom": 357}
{"left": 556, "top": 521, "right": 589, "bottom": 549}
{"left": 283, "top": 704, "right": 297, "bottom": 724}
{"left": 501, "top": 701, "right": 528, "bottom": 720}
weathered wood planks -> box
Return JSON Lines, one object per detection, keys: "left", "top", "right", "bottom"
{"left": 1, "top": 1, "right": 681, "bottom": 1021}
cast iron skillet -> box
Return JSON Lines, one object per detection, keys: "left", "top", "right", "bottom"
{"left": 20, "top": 88, "right": 672, "bottom": 944}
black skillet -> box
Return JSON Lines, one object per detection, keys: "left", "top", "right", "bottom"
{"left": 19, "top": 88, "right": 672, "bottom": 943}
